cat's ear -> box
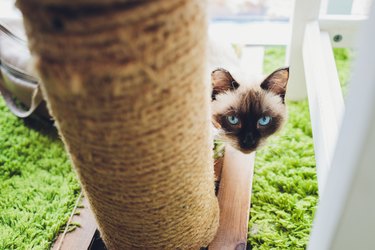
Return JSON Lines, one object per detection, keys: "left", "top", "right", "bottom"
{"left": 260, "top": 67, "right": 289, "bottom": 101}
{"left": 211, "top": 68, "right": 239, "bottom": 100}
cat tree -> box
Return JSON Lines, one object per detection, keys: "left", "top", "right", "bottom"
{"left": 16, "top": 0, "right": 255, "bottom": 249}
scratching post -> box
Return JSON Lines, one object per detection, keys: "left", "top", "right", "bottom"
{"left": 17, "top": 0, "right": 219, "bottom": 249}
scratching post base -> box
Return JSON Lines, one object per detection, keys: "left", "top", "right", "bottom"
{"left": 53, "top": 146, "right": 255, "bottom": 250}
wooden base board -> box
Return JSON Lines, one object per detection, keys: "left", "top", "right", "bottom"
{"left": 52, "top": 146, "right": 255, "bottom": 250}
{"left": 52, "top": 196, "right": 98, "bottom": 250}
{"left": 209, "top": 146, "right": 255, "bottom": 250}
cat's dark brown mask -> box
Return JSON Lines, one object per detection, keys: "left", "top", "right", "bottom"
{"left": 211, "top": 67, "right": 289, "bottom": 154}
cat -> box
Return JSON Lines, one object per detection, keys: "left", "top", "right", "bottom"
{"left": 211, "top": 66, "right": 289, "bottom": 154}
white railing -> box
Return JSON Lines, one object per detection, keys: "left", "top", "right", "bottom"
{"left": 287, "top": 0, "right": 375, "bottom": 249}
{"left": 287, "top": 0, "right": 368, "bottom": 192}
{"left": 302, "top": 21, "right": 344, "bottom": 191}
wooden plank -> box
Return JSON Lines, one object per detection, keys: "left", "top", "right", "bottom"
{"left": 214, "top": 156, "right": 224, "bottom": 183}
{"left": 52, "top": 196, "right": 98, "bottom": 250}
{"left": 302, "top": 21, "right": 344, "bottom": 192}
{"left": 286, "top": 0, "right": 322, "bottom": 100}
{"left": 209, "top": 145, "right": 255, "bottom": 250}
{"left": 308, "top": 2, "right": 375, "bottom": 249}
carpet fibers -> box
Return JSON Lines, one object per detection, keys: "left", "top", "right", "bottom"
{"left": 0, "top": 110, "right": 80, "bottom": 249}
{"left": 0, "top": 48, "right": 351, "bottom": 249}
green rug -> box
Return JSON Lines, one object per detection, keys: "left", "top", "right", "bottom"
{"left": 0, "top": 110, "right": 80, "bottom": 249}
{"left": 247, "top": 47, "right": 352, "bottom": 249}
{"left": 0, "top": 48, "right": 352, "bottom": 249}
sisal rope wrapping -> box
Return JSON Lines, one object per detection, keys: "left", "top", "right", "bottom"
{"left": 16, "top": 0, "right": 219, "bottom": 249}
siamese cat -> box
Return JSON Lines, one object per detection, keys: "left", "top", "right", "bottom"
{"left": 211, "top": 67, "right": 289, "bottom": 154}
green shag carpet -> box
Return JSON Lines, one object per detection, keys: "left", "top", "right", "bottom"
{"left": 246, "top": 47, "right": 352, "bottom": 249}
{"left": 248, "top": 99, "right": 317, "bottom": 249}
{"left": 0, "top": 109, "right": 80, "bottom": 249}
{"left": 0, "top": 47, "right": 352, "bottom": 249}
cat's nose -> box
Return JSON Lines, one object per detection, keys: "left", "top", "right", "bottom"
{"left": 243, "top": 133, "right": 256, "bottom": 147}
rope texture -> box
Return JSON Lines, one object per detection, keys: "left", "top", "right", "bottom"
{"left": 17, "top": 0, "right": 219, "bottom": 249}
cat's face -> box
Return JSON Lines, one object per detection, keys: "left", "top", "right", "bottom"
{"left": 211, "top": 67, "right": 289, "bottom": 154}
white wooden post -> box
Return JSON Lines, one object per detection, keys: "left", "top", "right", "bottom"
{"left": 308, "top": 2, "right": 375, "bottom": 249}
{"left": 286, "top": 0, "right": 322, "bottom": 100}
{"left": 302, "top": 21, "right": 344, "bottom": 192}
{"left": 319, "top": 15, "right": 366, "bottom": 48}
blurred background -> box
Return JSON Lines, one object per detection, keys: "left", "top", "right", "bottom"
{"left": 1, "top": 0, "right": 372, "bottom": 21}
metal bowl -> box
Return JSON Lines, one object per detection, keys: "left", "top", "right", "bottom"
{"left": 0, "top": 19, "right": 50, "bottom": 119}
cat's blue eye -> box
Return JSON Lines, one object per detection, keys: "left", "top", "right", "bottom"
{"left": 227, "top": 115, "right": 239, "bottom": 125}
{"left": 258, "top": 116, "right": 272, "bottom": 126}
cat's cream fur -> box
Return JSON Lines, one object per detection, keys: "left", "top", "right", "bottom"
{"left": 208, "top": 39, "right": 288, "bottom": 154}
